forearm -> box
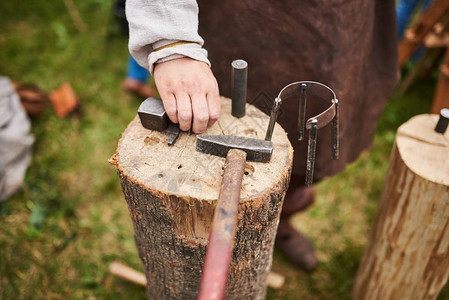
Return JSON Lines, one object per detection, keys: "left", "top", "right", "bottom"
{"left": 126, "top": 0, "right": 210, "bottom": 73}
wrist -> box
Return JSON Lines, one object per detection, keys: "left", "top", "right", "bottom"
{"left": 148, "top": 42, "right": 210, "bottom": 74}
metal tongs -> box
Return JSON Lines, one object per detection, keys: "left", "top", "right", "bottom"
{"left": 264, "top": 81, "right": 339, "bottom": 186}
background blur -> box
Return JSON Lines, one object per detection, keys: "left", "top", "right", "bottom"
{"left": 0, "top": 1, "right": 446, "bottom": 299}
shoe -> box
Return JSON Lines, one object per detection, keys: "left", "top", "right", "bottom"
{"left": 12, "top": 81, "right": 48, "bottom": 118}
{"left": 275, "top": 219, "right": 318, "bottom": 272}
{"left": 123, "top": 78, "right": 157, "bottom": 99}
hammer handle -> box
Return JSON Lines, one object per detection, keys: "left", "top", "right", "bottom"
{"left": 197, "top": 149, "right": 247, "bottom": 300}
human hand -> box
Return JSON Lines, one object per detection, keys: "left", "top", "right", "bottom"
{"left": 153, "top": 57, "right": 220, "bottom": 133}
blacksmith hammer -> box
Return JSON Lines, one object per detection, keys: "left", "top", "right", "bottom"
{"left": 196, "top": 137, "right": 272, "bottom": 299}
{"left": 196, "top": 136, "right": 272, "bottom": 299}
{"left": 137, "top": 97, "right": 181, "bottom": 145}
{"left": 197, "top": 149, "right": 247, "bottom": 300}
{"left": 196, "top": 135, "right": 273, "bottom": 300}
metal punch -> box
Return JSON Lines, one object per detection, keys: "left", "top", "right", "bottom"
{"left": 264, "top": 81, "right": 339, "bottom": 186}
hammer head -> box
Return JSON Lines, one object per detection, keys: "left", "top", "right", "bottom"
{"left": 196, "top": 134, "right": 273, "bottom": 163}
{"left": 138, "top": 97, "right": 168, "bottom": 132}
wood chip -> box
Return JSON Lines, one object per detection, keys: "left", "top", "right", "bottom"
{"left": 49, "top": 82, "right": 80, "bottom": 118}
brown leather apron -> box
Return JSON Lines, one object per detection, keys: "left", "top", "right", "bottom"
{"left": 198, "top": 0, "right": 399, "bottom": 183}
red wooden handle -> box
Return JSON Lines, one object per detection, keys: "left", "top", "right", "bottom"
{"left": 197, "top": 149, "right": 247, "bottom": 300}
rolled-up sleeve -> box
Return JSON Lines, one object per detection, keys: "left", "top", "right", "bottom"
{"left": 126, "top": 0, "right": 210, "bottom": 74}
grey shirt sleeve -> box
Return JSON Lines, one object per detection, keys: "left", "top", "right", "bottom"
{"left": 126, "top": 0, "right": 210, "bottom": 74}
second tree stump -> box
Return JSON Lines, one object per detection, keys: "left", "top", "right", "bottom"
{"left": 353, "top": 114, "right": 449, "bottom": 299}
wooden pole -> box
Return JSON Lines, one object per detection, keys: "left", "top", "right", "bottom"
{"left": 62, "top": 0, "right": 87, "bottom": 33}
{"left": 110, "top": 98, "right": 293, "bottom": 299}
{"left": 398, "top": 0, "right": 449, "bottom": 67}
{"left": 353, "top": 114, "right": 449, "bottom": 300}
{"left": 109, "top": 262, "right": 147, "bottom": 287}
{"left": 431, "top": 47, "right": 449, "bottom": 114}
{"left": 108, "top": 261, "right": 286, "bottom": 290}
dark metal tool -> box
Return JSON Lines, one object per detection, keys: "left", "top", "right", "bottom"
{"left": 167, "top": 122, "right": 181, "bottom": 145}
{"left": 138, "top": 97, "right": 168, "bottom": 131}
{"left": 197, "top": 149, "right": 247, "bottom": 300}
{"left": 196, "top": 134, "right": 273, "bottom": 163}
{"left": 231, "top": 59, "right": 248, "bottom": 118}
{"left": 435, "top": 108, "right": 449, "bottom": 134}
{"left": 137, "top": 97, "right": 180, "bottom": 145}
{"left": 264, "top": 81, "right": 339, "bottom": 186}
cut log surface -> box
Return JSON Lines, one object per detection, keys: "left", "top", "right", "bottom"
{"left": 111, "top": 97, "right": 293, "bottom": 299}
{"left": 353, "top": 114, "right": 449, "bottom": 300}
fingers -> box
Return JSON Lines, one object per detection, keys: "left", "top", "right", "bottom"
{"left": 206, "top": 88, "right": 221, "bottom": 128}
{"left": 191, "top": 94, "right": 209, "bottom": 133}
{"left": 174, "top": 91, "right": 217, "bottom": 134}
{"left": 176, "top": 92, "right": 192, "bottom": 131}
{"left": 153, "top": 58, "right": 222, "bottom": 133}
{"left": 160, "top": 92, "right": 178, "bottom": 124}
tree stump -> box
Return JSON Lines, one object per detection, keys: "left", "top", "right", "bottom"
{"left": 109, "top": 97, "right": 293, "bottom": 299}
{"left": 353, "top": 114, "right": 449, "bottom": 300}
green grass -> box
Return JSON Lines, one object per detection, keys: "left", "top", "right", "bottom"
{"left": 0, "top": 1, "right": 446, "bottom": 299}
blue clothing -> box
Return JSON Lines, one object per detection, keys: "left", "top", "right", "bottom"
{"left": 396, "top": 0, "right": 432, "bottom": 39}
{"left": 396, "top": 0, "right": 433, "bottom": 61}
{"left": 127, "top": 55, "right": 150, "bottom": 83}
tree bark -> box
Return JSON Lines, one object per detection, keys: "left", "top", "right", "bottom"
{"left": 110, "top": 97, "right": 293, "bottom": 299}
{"left": 353, "top": 114, "right": 449, "bottom": 300}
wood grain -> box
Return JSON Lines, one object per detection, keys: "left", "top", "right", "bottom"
{"left": 353, "top": 114, "right": 449, "bottom": 300}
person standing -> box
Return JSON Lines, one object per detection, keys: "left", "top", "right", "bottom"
{"left": 126, "top": 0, "right": 399, "bottom": 271}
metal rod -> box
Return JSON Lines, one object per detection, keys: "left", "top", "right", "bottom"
{"left": 435, "top": 108, "right": 449, "bottom": 134}
{"left": 306, "top": 119, "right": 318, "bottom": 187}
{"left": 332, "top": 99, "right": 339, "bottom": 160}
{"left": 298, "top": 83, "right": 307, "bottom": 141}
{"left": 265, "top": 97, "right": 282, "bottom": 141}
{"left": 231, "top": 59, "right": 248, "bottom": 118}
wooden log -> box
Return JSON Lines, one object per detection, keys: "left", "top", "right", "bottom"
{"left": 110, "top": 97, "right": 293, "bottom": 299}
{"left": 395, "top": 47, "right": 437, "bottom": 96}
{"left": 353, "top": 114, "right": 449, "bottom": 300}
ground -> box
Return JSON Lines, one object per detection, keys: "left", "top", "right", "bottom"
{"left": 0, "top": 1, "right": 447, "bottom": 299}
